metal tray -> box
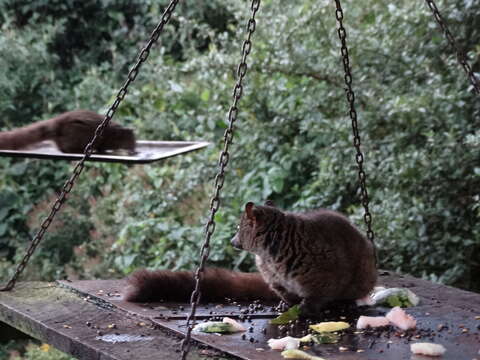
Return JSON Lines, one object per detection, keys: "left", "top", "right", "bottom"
{"left": 0, "top": 140, "right": 209, "bottom": 164}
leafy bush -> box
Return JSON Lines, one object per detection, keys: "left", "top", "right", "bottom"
{"left": 0, "top": 0, "right": 479, "bottom": 295}
{"left": 10, "top": 343, "right": 74, "bottom": 360}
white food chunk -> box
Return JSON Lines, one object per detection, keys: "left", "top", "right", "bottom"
{"left": 410, "top": 342, "right": 446, "bottom": 356}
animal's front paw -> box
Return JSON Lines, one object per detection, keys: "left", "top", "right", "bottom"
{"left": 299, "top": 298, "right": 331, "bottom": 318}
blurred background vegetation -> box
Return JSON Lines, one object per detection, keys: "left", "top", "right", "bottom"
{"left": 0, "top": 0, "right": 479, "bottom": 358}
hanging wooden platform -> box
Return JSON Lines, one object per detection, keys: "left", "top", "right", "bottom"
{"left": 0, "top": 140, "right": 209, "bottom": 164}
{"left": 0, "top": 272, "right": 479, "bottom": 360}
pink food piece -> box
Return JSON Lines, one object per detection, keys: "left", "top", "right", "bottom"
{"left": 356, "top": 316, "right": 390, "bottom": 329}
{"left": 386, "top": 306, "right": 417, "bottom": 330}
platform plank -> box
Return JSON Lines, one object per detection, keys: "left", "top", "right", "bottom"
{"left": 58, "top": 273, "right": 480, "bottom": 360}
{"left": 0, "top": 282, "right": 215, "bottom": 360}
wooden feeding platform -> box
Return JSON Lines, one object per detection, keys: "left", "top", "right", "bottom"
{"left": 0, "top": 271, "right": 479, "bottom": 360}
{"left": 0, "top": 140, "right": 210, "bottom": 164}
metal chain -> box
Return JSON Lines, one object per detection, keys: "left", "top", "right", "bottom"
{"left": 334, "top": 0, "right": 377, "bottom": 266}
{"left": 0, "top": 0, "right": 180, "bottom": 292}
{"left": 424, "top": 0, "right": 480, "bottom": 95}
{"left": 180, "top": 1, "right": 261, "bottom": 358}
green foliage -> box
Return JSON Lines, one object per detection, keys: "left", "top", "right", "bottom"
{"left": 0, "top": 0, "right": 479, "bottom": 296}
{"left": 8, "top": 343, "right": 74, "bottom": 360}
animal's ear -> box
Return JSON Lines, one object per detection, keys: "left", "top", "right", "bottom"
{"left": 245, "top": 202, "right": 256, "bottom": 220}
{"left": 264, "top": 199, "right": 276, "bottom": 207}
{"left": 245, "top": 202, "right": 267, "bottom": 224}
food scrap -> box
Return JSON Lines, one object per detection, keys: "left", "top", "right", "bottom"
{"left": 193, "top": 320, "right": 243, "bottom": 334}
{"left": 356, "top": 315, "right": 390, "bottom": 329}
{"left": 301, "top": 333, "right": 339, "bottom": 344}
{"left": 309, "top": 321, "right": 350, "bottom": 333}
{"left": 410, "top": 342, "right": 446, "bottom": 357}
{"left": 271, "top": 305, "right": 301, "bottom": 325}
{"left": 373, "top": 287, "right": 420, "bottom": 307}
{"left": 268, "top": 330, "right": 342, "bottom": 351}
{"left": 281, "top": 349, "right": 326, "bottom": 360}
{"left": 355, "top": 294, "right": 375, "bottom": 306}
{"left": 386, "top": 306, "right": 417, "bottom": 331}
{"left": 222, "top": 317, "right": 246, "bottom": 332}
{"left": 268, "top": 336, "right": 301, "bottom": 350}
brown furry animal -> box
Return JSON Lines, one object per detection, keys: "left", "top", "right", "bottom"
{"left": 0, "top": 110, "right": 135, "bottom": 153}
{"left": 124, "top": 201, "right": 377, "bottom": 314}
{"left": 232, "top": 201, "right": 377, "bottom": 314}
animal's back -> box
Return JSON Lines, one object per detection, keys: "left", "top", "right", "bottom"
{"left": 304, "top": 209, "right": 377, "bottom": 299}
{"left": 0, "top": 110, "right": 135, "bottom": 153}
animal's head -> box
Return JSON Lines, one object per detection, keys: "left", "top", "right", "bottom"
{"left": 117, "top": 128, "right": 136, "bottom": 152}
{"left": 106, "top": 126, "right": 136, "bottom": 152}
{"left": 231, "top": 200, "right": 283, "bottom": 253}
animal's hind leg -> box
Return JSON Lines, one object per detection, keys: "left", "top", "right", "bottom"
{"left": 271, "top": 283, "right": 302, "bottom": 306}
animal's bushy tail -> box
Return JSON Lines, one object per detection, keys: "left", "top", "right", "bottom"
{"left": 0, "top": 120, "right": 53, "bottom": 150}
{"left": 123, "top": 267, "right": 278, "bottom": 303}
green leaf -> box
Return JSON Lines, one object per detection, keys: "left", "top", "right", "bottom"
{"left": 387, "top": 296, "right": 403, "bottom": 308}
{"left": 270, "top": 305, "right": 301, "bottom": 325}
{"left": 200, "top": 89, "right": 210, "bottom": 102}
{"left": 0, "top": 206, "right": 10, "bottom": 221}
{"left": 9, "top": 162, "right": 28, "bottom": 176}
{"left": 310, "top": 333, "right": 339, "bottom": 344}
{"left": 281, "top": 349, "right": 325, "bottom": 360}
{"left": 193, "top": 321, "right": 239, "bottom": 333}
{"left": 0, "top": 223, "right": 7, "bottom": 237}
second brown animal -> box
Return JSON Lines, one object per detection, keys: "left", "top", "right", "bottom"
{"left": 0, "top": 110, "right": 135, "bottom": 153}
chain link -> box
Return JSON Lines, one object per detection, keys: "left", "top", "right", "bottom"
{"left": 334, "top": 0, "right": 377, "bottom": 266}
{"left": 424, "top": 0, "right": 480, "bottom": 95}
{"left": 180, "top": 1, "right": 261, "bottom": 358}
{"left": 0, "top": 0, "right": 180, "bottom": 292}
